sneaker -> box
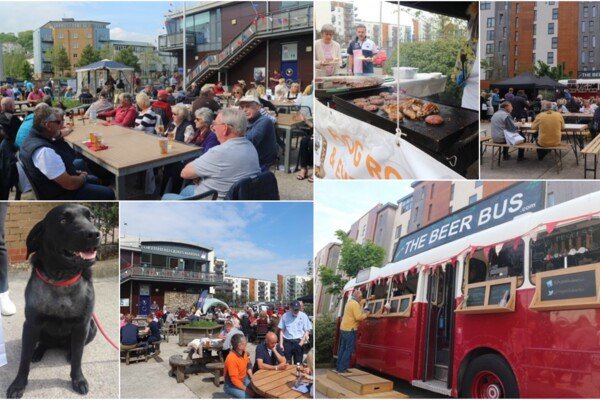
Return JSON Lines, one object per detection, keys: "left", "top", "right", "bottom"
{"left": 0, "top": 291, "right": 16, "bottom": 316}
{"left": 502, "top": 154, "right": 511, "bottom": 161}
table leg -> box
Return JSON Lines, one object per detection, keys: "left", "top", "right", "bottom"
{"left": 284, "top": 127, "right": 292, "bottom": 174}
{"left": 116, "top": 175, "right": 127, "bottom": 200}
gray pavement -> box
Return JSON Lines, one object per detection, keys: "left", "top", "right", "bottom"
{"left": 0, "top": 260, "right": 119, "bottom": 399}
{"left": 479, "top": 121, "right": 590, "bottom": 179}
{"left": 120, "top": 334, "right": 258, "bottom": 399}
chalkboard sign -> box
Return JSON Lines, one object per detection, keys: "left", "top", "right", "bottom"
{"left": 466, "top": 286, "right": 486, "bottom": 307}
{"left": 390, "top": 299, "right": 399, "bottom": 313}
{"left": 400, "top": 298, "right": 411, "bottom": 312}
{"left": 489, "top": 283, "right": 511, "bottom": 306}
{"left": 541, "top": 269, "right": 597, "bottom": 301}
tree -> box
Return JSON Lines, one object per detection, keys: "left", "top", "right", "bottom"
{"left": 16, "top": 30, "right": 33, "bottom": 52}
{"left": 3, "top": 50, "right": 32, "bottom": 80}
{"left": 318, "top": 265, "right": 346, "bottom": 297}
{"left": 115, "top": 46, "right": 140, "bottom": 72}
{"left": 138, "top": 47, "right": 161, "bottom": 78}
{"left": 84, "top": 203, "right": 119, "bottom": 245}
{"left": 533, "top": 60, "right": 572, "bottom": 81}
{"left": 77, "top": 44, "right": 101, "bottom": 67}
{"left": 47, "top": 45, "right": 70, "bottom": 76}
{"left": 99, "top": 43, "right": 115, "bottom": 60}
{"left": 0, "top": 32, "right": 17, "bottom": 43}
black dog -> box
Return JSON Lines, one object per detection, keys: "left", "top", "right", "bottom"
{"left": 6, "top": 204, "right": 100, "bottom": 398}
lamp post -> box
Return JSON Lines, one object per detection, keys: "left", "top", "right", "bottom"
{"left": 183, "top": 1, "right": 187, "bottom": 90}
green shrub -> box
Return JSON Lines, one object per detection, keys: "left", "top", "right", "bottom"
{"left": 55, "top": 99, "right": 82, "bottom": 109}
{"left": 188, "top": 321, "right": 219, "bottom": 328}
{"left": 315, "top": 313, "right": 337, "bottom": 365}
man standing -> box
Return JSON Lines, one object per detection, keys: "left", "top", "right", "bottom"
{"left": 278, "top": 300, "right": 312, "bottom": 365}
{"left": 336, "top": 289, "right": 370, "bottom": 373}
{"left": 253, "top": 332, "right": 287, "bottom": 373}
{"left": 347, "top": 24, "right": 379, "bottom": 76}
{"left": 532, "top": 100, "right": 565, "bottom": 160}
{"left": 0, "top": 97, "right": 22, "bottom": 143}
{"left": 239, "top": 96, "right": 278, "bottom": 171}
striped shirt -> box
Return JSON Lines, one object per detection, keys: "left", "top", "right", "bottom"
{"left": 135, "top": 109, "right": 158, "bottom": 133}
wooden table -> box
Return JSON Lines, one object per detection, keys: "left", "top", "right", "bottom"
{"left": 14, "top": 101, "right": 30, "bottom": 110}
{"left": 276, "top": 113, "right": 306, "bottom": 173}
{"left": 272, "top": 100, "right": 297, "bottom": 113}
{"left": 562, "top": 112, "right": 595, "bottom": 120}
{"left": 251, "top": 369, "right": 311, "bottom": 399}
{"left": 517, "top": 123, "right": 589, "bottom": 163}
{"left": 64, "top": 120, "right": 202, "bottom": 199}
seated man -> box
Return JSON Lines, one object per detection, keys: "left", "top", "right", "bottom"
{"left": 490, "top": 101, "right": 524, "bottom": 160}
{"left": 19, "top": 107, "right": 115, "bottom": 200}
{"left": 151, "top": 89, "right": 173, "bottom": 126}
{"left": 532, "top": 100, "right": 565, "bottom": 160}
{"left": 15, "top": 98, "right": 53, "bottom": 149}
{"left": 252, "top": 332, "right": 287, "bottom": 373}
{"left": 98, "top": 93, "right": 138, "bottom": 128}
{"left": 223, "top": 333, "right": 254, "bottom": 399}
{"left": 84, "top": 90, "right": 114, "bottom": 117}
{"left": 143, "top": 314, "right": 162, "bottom": 353}
{"left": 0, "top": 97, "right": 23, "bottom": 143}
{"left": 120, "top": 314, "right": 141, "bottom": 348}
{"left": 192, "top": 84, "right": 221, "bottom": 114}
{"left": 162, "top": 108, "right": 261, "bottom": 200}
{"left": 239, "top": 96, "right": 278, "bottom": 171}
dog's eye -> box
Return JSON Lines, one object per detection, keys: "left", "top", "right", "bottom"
{"left": 60, "top": 218, "right": 68, "bottom": 225}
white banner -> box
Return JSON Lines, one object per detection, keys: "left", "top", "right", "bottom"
{"left": 314, "top": 101, "right": 464, "bottom": 180}
{"left": 0, "top": 313, "right": 6, "bottom": 367}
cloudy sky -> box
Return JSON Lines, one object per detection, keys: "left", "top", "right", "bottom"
{"left": 0, "top": 1, "right": 201, "bottom": 45}
{"left": 120, "top": 202, "right": 313, "bottom": 281}
{"left": 314, "top": 181, "right": 413, "bottom": 252}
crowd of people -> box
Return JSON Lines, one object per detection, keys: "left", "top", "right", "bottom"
{"left": 0, "top": 75, "right": 314, "bottom": 200}
{"left": 119, "top": 299, "right": 313, "bottom": 399}
{"left": 482, "top": 87, "right": 600, "bottom": 162}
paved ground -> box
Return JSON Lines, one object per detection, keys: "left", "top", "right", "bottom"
{"left": 0, "top": 260, "right": 119, "bottom": 399}
{"left": 479, "top": 121, "right": 590, "bottom": 179}
{"left": 120, "top": 334, "right": 258, "bottom": 399}
{"left": 315, "top": 367, "right": 449, "bottom": 399}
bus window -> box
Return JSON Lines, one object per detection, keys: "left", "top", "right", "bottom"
{"left": 386, "top": 274, "right": 418, "bottom": 316}
{"left": 464, "top": 239, "right": 525, "bottom": 290}
{"left": 530, "top": 219, "right": 600, "bottom": 282}
{"left": 366, "top": 282, "right": 387, "bottom": 317}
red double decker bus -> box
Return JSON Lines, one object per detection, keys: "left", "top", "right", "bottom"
{"left": 335, "top": 187, "right": 600, "bottom": 398}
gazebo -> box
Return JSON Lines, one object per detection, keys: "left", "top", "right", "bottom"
{"left": 201, "top": 298, "right": 229, "bottom": 314}
{"left": 75, "top": 59, "right": 134, "bottom": 96}
{"left": 490, "top": 72, "right": 566, "bottom": 98}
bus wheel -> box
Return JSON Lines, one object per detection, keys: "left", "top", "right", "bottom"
{"left": 461, "top": 354, "right": 519, "bottom": 398}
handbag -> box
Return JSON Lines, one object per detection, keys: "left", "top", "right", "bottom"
{"left": 504, "top": 130, "right": 525, "bottom": 146}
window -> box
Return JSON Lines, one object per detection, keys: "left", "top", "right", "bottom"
{"left": 533, "top": 10, "right": 537, "bottom": 21}
{"left": 533, "top": 38, "right": 536, "bottom": 49}
{"left": 594, "top": 36, "right": 597, "bottom": 48}
{"left": 533, "top": 23, "right": 536, "bottom": 34}
{"left": 413, "top": 206, "right": 419, "bottom": 221}
{"left": 141, "top": 253, "right": 151, "bottom": 266}
{"left": 584, "top": 6, "right": 589, "bottom": 18}
{"left": 498, "top": 40, "right": 503, "bottom": 51}
{"left": 427, "top": 204, "right": 433, "bottom": 220}
{"left": 533, "top": 53, "right": 536, "bottom": 63}
{"left": 72, "top": 32, "right": 78, "bottom": 39}
{"left": 468, "top": 194, "right": 477, "bottom": 205}
{"left": 582, "top": 21, "right": 586, "bottom": 33}
{"left": 499, "top": 14, "right": 504, "bottom": 25}
{"left": 73, "top": 43, "right": 78, "bottom": 49}
{"left": 87, "top": 33, "right": 92, "bottom": 39}
{"left": 515, "top": 31, "right": 519, "bottom": 41}
{"left": 401, "top": 197, "right": 412, "bottom": 213}
{"left": 502, "top": 55, "right": 507, "bottom": 66}
{"left": 551, "top": 37, "right": 557, "bottom": 49}
{"left": 502, "top": 27, "right": 507, "bottom": 39}
{"left": 530, "top": 219, "right": 600, "bottom": 277}
{"left": 548, "top": 23, "right": 554, "bottom": 35}
{"left": 487, "top": 30, "right": 495, "bottom": 41}
{"left": 514, "top": 60, "right": 518, "bottom": 71}
{"left": 58, "top": 32, "right": 64, "bottom": 39}
{"left": 547, "top": 192, "right": 555, "bottom": 207}
{"left": 430, "top": 183, "right": 435, "bottom": 199}
{"left": 584, "top": 36, "right": 589, "bottom": 48}
{"left": 480, "top": 2, "right": 491, "bottom": 10}
{"left": 515, "top": 17, "right": 519, "bottom": 29}
{"left": 514, "top": 46, "right": 518, "bottom": 56}
{"left": 594, "top": 6, "right": 597, "bottom": 18}
{"left": 548, "top": 52, "right": 554, "bottom": 64}
{"left": 590, "top": 21, "right": 595, "bottom": 30}
{"left": 487, "top": 17, "right": 494, "bottom": 28}
{"left": 590, "top": 51, "right": 595, "bottom": 63}
{"left": 486, "top": 44, "right": 494, "bottom": 54}
{"left": 582, "top": 51, "right": 587, "bottom": 63}
{"left": 152, "top": 254, "right": 167, "bottom": 268}
{"left": 465, "top": 239, "right": 525, "bottom": 287}
{"left": 475, "top": 180, "right": 483, "bottom": 188}
{"left": 552, "top": 8, "right": 558, "bottom": 20}
{"left": 395, "top": 225, "right": 402, "bottom": 239}
{"left": 515, "top": 3, "right": 520, "bottom": 13}
{"left": 73, "top": 53, "right": 77, "bottom": 58}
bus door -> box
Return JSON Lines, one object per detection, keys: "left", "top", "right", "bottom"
{"left": 423, "top": 263, "right": 456, "bottom": 385}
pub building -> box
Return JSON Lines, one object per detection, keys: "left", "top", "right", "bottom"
{"left": 120, "top": 239, "right": 226, "bottom": 316}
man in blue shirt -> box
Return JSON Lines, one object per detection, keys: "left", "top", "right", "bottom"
{"left": 253, "top": 332, "right": 287, "bottom": 373}
{"left": 120, "top": 315, "right": 140, "bottom": 346}
{"left": 143, "top": 314, "right": 161, "bottom": 354}
{"left": 239, "top": 96, "right": 278, "bottom": 171}
{"left": 278, "top": 300, "right": 312, "bottom": 365}
{"left": 347, "top": 24, "right": 379, "bottom": 76}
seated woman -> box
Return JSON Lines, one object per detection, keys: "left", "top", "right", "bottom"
{"left": 98, "top": 93, "right": 137, "bottom": 128}
{"left": 85, "top": 90, "right": 113, "bottom": 118}
{"left": 134, "top": 92, "right": 158, "bottom": 134}
{"left": 188, "top": 108, "right": 219, "bottom": 151}
{"left": 296, "top": 113, "right": 313, "bottom": 182}
{"left": 286, "top": 83, "right": 302, "bottom": 104}
{"left": 223, "top": 334, "right": 254, "bottom": 399}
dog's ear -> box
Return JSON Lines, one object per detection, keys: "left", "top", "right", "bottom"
{"left": 26, "top": 221, "right": 45, "bottom": 259}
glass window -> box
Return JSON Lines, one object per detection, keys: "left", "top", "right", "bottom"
{"left": 503, "top": 27, "right": 507, "bottom": 39}
{"left": 533, "top": 24, "right": 536, "bottom": 34}
{"left": 551, "top": 37, "right": 557, "bottom": 49}
{"left": 499, "top": 14, "right": 504, "bottom": 25}
{"left": 584, "top": 6, "right": 589, "bottom": 18}
{"left": 533, "top": 38, "right": 536, "bottom": 49}
{"left": 584, "top": 36, "right": 589, "bottom": 48}
{"left": 498, "top": 40, "right": 503, "bottom": 51}
{"left": 152, "top": 254, "right": 167, "bottom": 268}
{"left": 515, "top": 31, "right": 519, "bottom": 41}
{"left": 487, "top": 17, "right": 494, "bottom": 28}
{"left": 548, "top": 52, "right": 554, "bottom": 64}
{"left": 547, "top": 192, "right": 555, "bottom": 206}
{"left": 465, "top": 239, "right": 525, "bottom": 289}
{"left": 552, "top": 8, "right": 558, "bottom": 20}
{"left": 390, "top": 273, "right": 418, "bottom": 297}
{"left": 590, "top": 51, "right": 595, "bottom": 63}
{"left": 548, "top": 23, "right": 554, "bottom": 35}
{"left": 469, "top": 194, "right": 477, "bottom": 204}
{"left": 487, "top": 30, "right": 494, "bottom": 41}
{"left": 594, "top": 6, "right": 597, "bottom": 18}
{"left": 515, "top": 4, "right": 520, "bottom": 13}
{"left": 515, "top": 17, "right": 519, "bottom": 28}
{"left": 73, "top": 32, "right": 78, "bottom": 39}
{"left": 591, "top": 21, "right": 595, "bottom": 31}
{"left": 582, "top": 51, "right": 587, "bottom": 63}
{"left": 502, "top": 55, "right": 507, "bottom": 66}
{"left": 594, "top": 36, "right": 597, "bottom": 48}
{"left": 582, "top": 21, "right": 586, "bottom": 33}
{"left": 533, "top": 53, "right": 536, "bottom": 63}
{"left": 530, "top": 219, "right": 600, "bottom": 278}
{"left": 141, "top": 253, "right": 151, "bottom": 265}
{"left": 169, "top": 257, "right": 179, "bottom": 269}
{"left": 534, "top": 10, "right": 537, "bottom": 21}
{"left": 395, "top": 225, "right": 402, "bottom": 239}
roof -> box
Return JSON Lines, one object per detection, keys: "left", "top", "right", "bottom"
{"left": 490, "top": 72, "right": 565, "bottom": 90}
{"left": 109, "top": 40, "right": 155, "bottom": 48}
{"left": 164, "top": 1, "right": 232, "bottom": 19}
{"left": 76, "top": 59, "right": 134, "bottom": 72}
{"left": 140, "top": 239, "right": 213, "bottom": 252}
{"left": 343, "top": 191, "right": 600, "bottom": 291}
{"left": 388, "top": 2, "right": 473, "bottom": 20}
{"left": 42, "top": 20, "right": 109, "bottom": 28}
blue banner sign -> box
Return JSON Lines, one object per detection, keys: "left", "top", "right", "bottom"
{"left": 393, "top": 181, "right": 545, "bottom": 262}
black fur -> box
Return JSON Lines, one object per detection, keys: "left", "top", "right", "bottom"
{"left": 6, "top": 204, "right": 100, "bottom": 398}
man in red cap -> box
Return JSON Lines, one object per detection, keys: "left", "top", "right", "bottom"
{"left": 152, "top": 89, "right": 173, "bottom": 126}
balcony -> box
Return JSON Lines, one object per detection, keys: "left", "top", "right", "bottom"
{"left": 120, "top": 266, "right": 222, "bottom": 284}
{"left": 158, "top": 33, "right": 196, "bottom": 51}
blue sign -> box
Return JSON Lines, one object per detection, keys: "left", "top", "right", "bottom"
{"left": 393, "top": 181, "right": 545, "bottom": 262}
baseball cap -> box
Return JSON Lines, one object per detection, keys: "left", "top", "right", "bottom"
{"left": 238, "top": 95, "right": 261, "bottom": 106}
{"left": 291, "top": 300, "right": 301, "bottom": 311}
{"left": 157, "top": 89, "right": 169, "bottom": 99}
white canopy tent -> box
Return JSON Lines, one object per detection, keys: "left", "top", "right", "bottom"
{"left": 202, "top": 298, "right": 229, "bottom": 314}
{"left": 75, "top": 59, "right": 135, "bottom": 96}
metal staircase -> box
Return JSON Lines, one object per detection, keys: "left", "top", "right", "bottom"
{"left": 185, "top": 4, "right": 313, "bottom": 89}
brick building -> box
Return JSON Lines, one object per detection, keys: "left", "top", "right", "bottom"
{"left": 5, "top": 203, "right": 59, "bottom": 263}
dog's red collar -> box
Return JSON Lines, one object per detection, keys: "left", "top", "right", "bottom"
{"left": 35, "top": 268, "right": 82, "bottom": 287}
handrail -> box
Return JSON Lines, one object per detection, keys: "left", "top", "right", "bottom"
{"left": 120, "top": 266, "right": 223, "bottom": 283}
{"left": 186, "top": 4, "right": 313, "bottom": 86}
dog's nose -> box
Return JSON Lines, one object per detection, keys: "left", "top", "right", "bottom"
{"left": 87, "top": 229, "right": 100, "bottom": 240}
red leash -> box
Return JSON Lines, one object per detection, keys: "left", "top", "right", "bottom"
{"left": 92, "top": 312, "right": 119, "bottom": 351}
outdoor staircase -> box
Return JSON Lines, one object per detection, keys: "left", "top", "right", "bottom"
{"left": 316, "top": 369, "right": 405, "bottom": 399}
{"left": 185, "top": 4, "right": 313, "bottom": 89}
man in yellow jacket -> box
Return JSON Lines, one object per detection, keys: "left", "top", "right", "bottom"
{"left": 336, "top": 289, "right": 370, "bottom": 373}
{"left": 531, "top": 101, "right": 565, "bottom": 160}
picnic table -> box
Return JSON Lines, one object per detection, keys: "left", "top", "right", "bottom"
{"left": 516, "top": 122, "right": 589, "bottom": 162}
{"left": 276, "top": 113, "right": 307, "bottom": 173}
{"left": 561, "top": 112, "right": 595, "bottom": 120}
{"left": 271, "top": 100, "right": 297, "bottom": 113}
{"left": 64, "top": 119, "right": 203, "bottom": 199}
{"left": 251, "top": 369, "right": 312, "bottom": 399}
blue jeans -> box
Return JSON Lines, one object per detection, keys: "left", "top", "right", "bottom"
{"left": 224, "top": 375, "right": 252, "bottom": 398}
{"left": 161, "top": 184, "right": 196, "bottom": 200}
{"left": 72, "top": 181, "right": 115, "bottom": 200}
{"left": 336, "top": 330, "right": 356, "bottom": 372}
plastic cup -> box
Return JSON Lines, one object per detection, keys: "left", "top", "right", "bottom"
{"left": 167, "top": 131, "right": 175, "bottom": 141}
{"left": 159, "top": 138, "right": 168, "bottom": 154}
{"left": 89, "top": 132, "right": 97, "bottom": 146}
{"left": 95, "top": 133, "right": 103, "bottom": 146}
{"left": 527, "top": 116, "right": 532, "bottom": 122}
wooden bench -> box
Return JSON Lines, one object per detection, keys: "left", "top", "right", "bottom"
{"left": 582, "top": 134, "right": 600, "bottom": 179}
{"left": 205, "top": 362, "right": 224, "bottom": 387}
{"left": 150, "top": 340, "right": 162, "bottom": 356}
{"left": 480, "top": 134, "right": 492, "bottom": 157}
{"left": 120, "top": 345, "right": 147, "bottom": 365}
{"left": 482, "top": 141, "right": 570, "bottom": 173}
{"left": 169, "top": 355, "right": 193, "bottom": 383}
